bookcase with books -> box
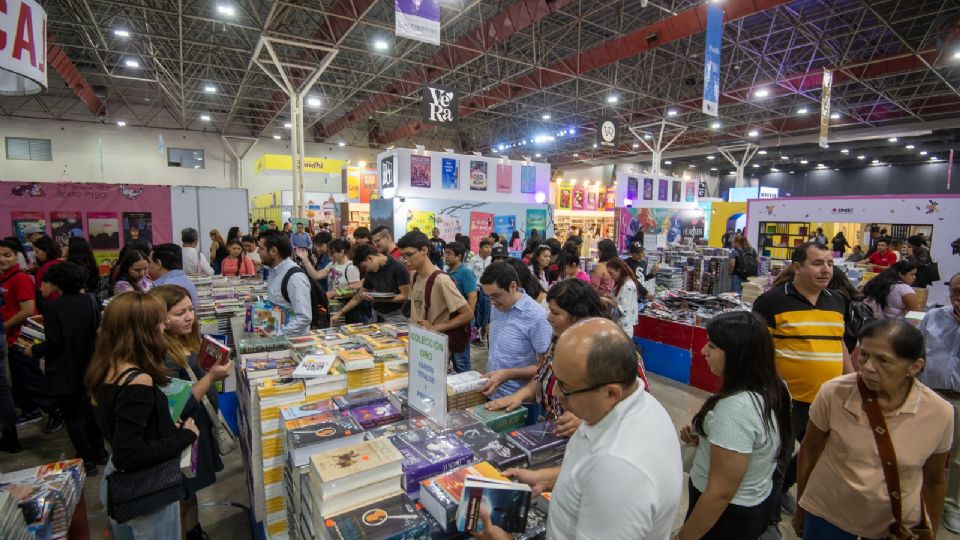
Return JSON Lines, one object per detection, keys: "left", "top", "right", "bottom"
{"left": 758, "top": 221, "right": 812, "bottom": 260}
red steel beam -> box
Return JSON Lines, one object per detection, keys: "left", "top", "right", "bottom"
{"left": 47, "top": 39, "right": 106, "bottom": 118}
{"left": 321, "top": 0, "right": 577, "bottom": 139}
{"left": 385, "top": 0, "right": 793, "bottom": 144}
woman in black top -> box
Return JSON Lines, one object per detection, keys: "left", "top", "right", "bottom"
{"left": 85, "top": 292, "right": 198, "bottom": 539}
{"left": 65, "top": 237, "right": 102, "bottom": 297}
{"left": 27, "top": 262, "right": 107, "bottom": 474}
{"left": 150, "top": 285, "right": 233, "bottom": 540}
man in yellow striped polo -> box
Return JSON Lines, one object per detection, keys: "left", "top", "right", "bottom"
{"left": 752, "top": 241, "right": 852, "bottom": 535}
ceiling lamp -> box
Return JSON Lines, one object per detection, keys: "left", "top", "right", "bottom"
{"left": 707, "top": 155, "right": 715, "bottom": 160}
{"left": 664, "top": 160, "right": 673, "bottom": 165}
{"left": 752, "top": 164, "right": 759, "bottom": 168}
{"left": 830, "top": 113, "right": 840, "bottom": 120}
{"left": 284, "top": 122, "right": 291, "bottom": 128}
{"left": 200, "top": 114, "right": 211, "bottom": 121}
{"left": 114, "top": 29, "right": 130, "bottom": 37}
{"left": 204, "top": 85, "right": 217, "bottom": 93}
{"left": 307, "top": 97, "right": 322, "bottom": 108}
{"left": 216, "top": 4, "right": 235, "bottom": 16}
{"left": 272, "top": 134, "right": 281, "bottom": 140}
{"left": 800, "top": 159, "right": 809, "bottom": 164}
{"left": 758, "top": 150, "right": 767, "bottom": 155}
{"left": 541, "top": 113, "right": 551, "bottom": 120}
{"left": 710, "top": 122, "right": 721, "bottom": 129}
{"left": 338, "top": 141, "right": 346, "bottom": 147}
{"left": 781, "top": 155, "right": 789, "bottom": 160}
{"left": 124, "top": 59, "right": 140, "bottom": 68}
{"left": 747, "top": 130, "right": 759, "bottom": 137}
{"left": 920, "top": 151, "right": 928, "bottom": 156}
{"left": 888, "top": 137, "right": 898, "bottom": 142}
{"left": 754, "top": 88, "right": 770, "bottom": 98}
{"left": 606, "top": 95, "right": 619, "bottom": 104}
{"left": 797, "top": 107, "right": 808, "bottom": 114}
{"left": 374, "top": 39, "right": 389, "bottom": 51}
{"left": 905, "top": 144, "right": 915, "bottom": 150}
{"left": 857, "top": 155, "right": 866, "bottom": 160}
{"left": 116, "top": 121, "right": 126, "bottom": 127}
{"left": 667, "top": 109, "right": 678, "bottom": 117}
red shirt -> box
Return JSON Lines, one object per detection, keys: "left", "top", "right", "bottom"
{"left": 867, "top": 250, "right": 897, "bottom": 272}
{"left": 389, "top": 246, "right": 403, "bottom": 261}
{"left": 0, "top": 265, "right": 37, "bottom": 346}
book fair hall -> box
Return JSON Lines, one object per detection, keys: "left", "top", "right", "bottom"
{"left": 4, "top": 1, "right": 960, "bottom": 539}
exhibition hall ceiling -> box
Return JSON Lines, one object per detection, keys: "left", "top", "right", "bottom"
{"left": 2, "top": 0, "right": 959, "bottom": 167}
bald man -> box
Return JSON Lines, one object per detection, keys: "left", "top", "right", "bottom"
{"left": 476, "top": 318, "right": 682, "bottom": 540}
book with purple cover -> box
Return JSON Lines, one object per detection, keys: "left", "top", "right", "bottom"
{"left": 505, "top": 421, "right": 567, "bottom": 468}
{"left": 348, "top": 402, "right": 402, "bottom": 430}
{"left": 450, "top": 423, "right": 526, "bottom": 470}
{"left": 388, "top": 428, "right": 476, "bottom": 494}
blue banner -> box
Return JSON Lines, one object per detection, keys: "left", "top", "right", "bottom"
{"left": 396, "top": 0, "right": 440, "bottom": 45}
{"left": 702, "top": 3, "right": 723, "bottom": 117}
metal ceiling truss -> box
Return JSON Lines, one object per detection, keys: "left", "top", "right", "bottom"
{"left": 2, "top": 0, "right": 958, "bottom": 164}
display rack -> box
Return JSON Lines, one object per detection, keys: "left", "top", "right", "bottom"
{"left": 758, "top": 221, "right": 811, "bottom": 259}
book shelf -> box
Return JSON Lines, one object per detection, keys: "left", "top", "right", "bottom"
{"left": 758, "top": 221, "right": 811, "bottom": 260}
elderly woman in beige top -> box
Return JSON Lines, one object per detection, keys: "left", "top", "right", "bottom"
{"left": 793, "top": 319, "right": 953, "bottom": 539}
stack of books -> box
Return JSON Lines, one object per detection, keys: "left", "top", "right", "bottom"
{"left": 0, "top": 490, "right": 28, "bottom": 540}
{"left": 363, "top": 332, "right": 406, "bottom": 357}
{"left": 341, "top": 323, "right": 380, "bottom": 336}
{"left": 0, "top": 459, "right": 86, "bottom": 540}
{"left": 387, "top": 388, "right": 408, "bottom": 416}
{"left": 301, "top": 361, "right": 347, "bottom": 402}
{"left": 380, "top": 354, "right": 409, "bottom": 391}
{"left": 379, "top": 323, "right": 409, "bottom": 339}
{"left": 466, "top": 403, "right": 528, "bottom": 434}
{"left": 321, "top": 493, "right": 429, "bottom": 540}
{"left": 347, "top": 402, "right": 402, "bottom": 430}
{"left": 237, "top": 335, "right": 289, "bottom": 355}
{"left": 449, "top": 423, "right": 527, "bottom": 470}
{"left": 255, "top": 376, "right": 306, "bottom": 536}
{"left": 303, "top": 438, "right": 404, "bottom": 531}
{"left": 388, "top": 428, "right": 475, "bottom": 497}
{"left": 447, "top": 371, "right": 489, "bottom": 410}
{"left": 506, "top": 421, "right": 568, "bottom": 468}
{"left": 16, "top": 315, "right": 44, "bottom": 348}
{"left": 243, "top": 352, "right": 298, "bottom": 380}
{"left": 338, "top": 347, "right": 384, "bottom": 390}
{"left": 420, "top": 461, "right": 508, "bottom": 530}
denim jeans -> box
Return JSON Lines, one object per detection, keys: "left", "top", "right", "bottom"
{"left": 0, "top": 341, "right": 18, "bottom": 431}
{"left": 769, "top": 399, "right": 810, "bottom": 525}
{"left": 731, "top": 274, "right": 743, "bottom": 294}
{"left": 100, "top": 460, "right": 182, "bottom": 540}
{"left": 803, "top": 512, "right": 860, "bottom": 540}
{"left": 452, "top": 343, "right": 471, "bottom": 373}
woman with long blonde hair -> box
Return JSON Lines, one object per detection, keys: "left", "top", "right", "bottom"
{"left": 208, "top": 229, "right": 228, "bottom": 274}
{"left": 85, "top": 292, "right": 198, "bottom": 540}
{"left": 149, "top": 285, "right": 232, "bottom": 540}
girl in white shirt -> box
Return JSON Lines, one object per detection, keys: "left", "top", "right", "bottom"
{"left": 604, "top": 257, "right": 640, "bottom": 334}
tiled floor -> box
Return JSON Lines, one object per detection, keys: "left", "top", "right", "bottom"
{"left": 4, "top": 344, "right": 957, "bottom": 539}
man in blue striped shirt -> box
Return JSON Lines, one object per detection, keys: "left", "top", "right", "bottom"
{"left": 479, "top": 262, "right": 553, "bottom": 400}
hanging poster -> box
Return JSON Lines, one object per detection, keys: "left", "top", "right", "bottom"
{"left": 626, "top": 177, "right": 638, "bottom": 200}
{"left": 395, "top": 0, "right": 441, "bottom": 46}
{"left": 558, "top": 185, "right": 572, "bottom": 210}
{"left": 672, "top": 180, "right": 682, "bottom": 202}
{"left": 122, "top": 212, "right": 153, "bottom": 244}
{"left": 496, "top": 164, "right": 512, "bottom": 193}
{"left": 685, "top": 182, "right": 696, "bottom": 202}
{"left": 470, "top": 160, "right": 488, "bottom": 191}
{"left": 436, "top": 215, "right": 461, "bottom": 242}
{"left": 702, "top": 2, "right": 723, "bottom": 116}
{"left": 410, "top": 155, "right": 431, "bottom": 188}
{"left": 820, "top": 68, "right": 833, "bottom": 148}
{"left": 520, "top": 166, "right": 536, "bottom": 194}
{"left": 658, "top": 179, "right": 669, "bottom": 201}
{"left": 442, "top": 158, "right": 459, "bottom": 190}
{"left": 526, "top": 209, "right": 547, "bottom": 234}
{"left": 50, "top": 211, "right": 83, "bottom": 250}
{"left": 586, "top": 190, "right": 598, "bottom": 211}
{"left": 469, "top": 212, "right": 494, "bottom": 254}
{"left": 643, "top": 177, "right": 654, "bottom": 201}
{"left": 494, "top": 216, "right": 516, "bottom": 241}
{"left": 369, "top": 199, "right": 394, "bottom": 235}
{"left": 572, "top": 185, "right": 586, "bottom": 210}
{"left": 421, "top": 83, "right": 458, "bottom": 128}
{"left": 88, "top": 212, "right": 120, "bottom": 250}
{"left": 616, "top": 207, "right": 706, "bottom": 252}
{"left": 604, "top": 187, "right": 617, "bottom": 209}
{"left": 347, "top": 171, "right": 360, "bottom": 199}
{"left": 11, "top": 212, "right": 45, "bottom": 243}
{"left": 406, "top": 209, "right": 436, "bottom": 233}
{"left": 380, "top": 156, "right": 396, "bottom": 191}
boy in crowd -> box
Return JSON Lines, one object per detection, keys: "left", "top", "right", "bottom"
{"left": 444, "top": 241, "right": 478, "bottom": 372}
{"left": 371, "top": 226, "right": 403, "bottom": 260}
{"left": 333, "top": 244, "right": 410, "bottom": 324}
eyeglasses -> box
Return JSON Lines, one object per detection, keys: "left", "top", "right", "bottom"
{"left": 399, "top": 251, "right": 418, "bottom": 261}
{"left": 556, "top": 377, "right": 633, "bottom": 398}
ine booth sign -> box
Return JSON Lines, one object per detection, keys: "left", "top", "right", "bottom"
{"left": 0, "top": 0, "right": 48, "bottom": 96}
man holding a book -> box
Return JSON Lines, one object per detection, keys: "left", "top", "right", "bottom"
{"left": 474, "top": 318, "right": 682, "bottom": 540}
{"left": 333, "top": 244, "right": 410, "bottom": 325}
{"left": 259, "top": 231, "right": 313, "bottom": 336}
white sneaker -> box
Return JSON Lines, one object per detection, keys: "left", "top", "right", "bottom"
{"left": 943, "top": 510, "right": 960, "bottom": 534}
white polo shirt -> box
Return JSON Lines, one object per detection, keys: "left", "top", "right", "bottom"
{"left": 547, "top": 386, "right": 683, "bottom": 540}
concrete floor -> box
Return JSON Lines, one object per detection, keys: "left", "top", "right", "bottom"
{"left": 4, "top": 344, "right": 958, "bottom": 539}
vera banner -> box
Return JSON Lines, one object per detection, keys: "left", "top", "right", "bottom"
{"left": 0, "top": 0, "right": 48, "bottom": 95}
{"left": 702, "top": 1, "right": 722, "bottom": 116}
{"left": 616, "top": 207, "right": 706, "bottom": 251}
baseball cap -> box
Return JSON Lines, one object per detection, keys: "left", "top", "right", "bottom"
{"left": 628, "top": 241, "right": 644, "bottom": 254}
{"left": 491, "top": 242, "right": 509, "bottom": 259}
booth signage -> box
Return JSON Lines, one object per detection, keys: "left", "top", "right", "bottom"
{"left": 702, "top": 2, "right": 723, "bottom": 117}
{"left": 421, "top": 83, "right": 459, "bottom": 127}
{"left": 698, "top": 181, "right": 707, "bottom": 198}
{"left": 396, "top": 0, "right": 441, "bottom": 45}
{"left": 819, "top": 68, "right": 833, "bottom": 149}
{"left": 597, "top": 117, "right": 618, "bottom": 148}
{"left": 408, "top": 325, "right": 448, "bottom": 427}
{"left": 253, "top": 154, "right": 345, "bottom": 174}
{"left": 0, "top": 0, "right": 47, "bottom": 96}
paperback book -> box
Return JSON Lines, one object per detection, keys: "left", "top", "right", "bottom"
{"left": 198, "top": 334, "right": 231, "bottom": 370}
{"left": 450, "top": 423, "right": 526, "bottom": 470}
{"left": 159, "top": 378, "right": 193, "bottom": 421}
{"left": 420, "top": 461, "right": 507, "bottom": 529}
{"left": 348, "top": 402, "right": 402, "bottom": 430}
{"left": 455, "top": 476, "right": 531, "bottom": 534}
{"left": 505, "top": 421, "right": 568, "bottom": 468}
{"left": 288, "top": 416, "right": 365, "bottom": 467}
{"left": 465, "top": 404, "right": 528, "bottom": 434}
{"left": 323, "top": 493, "right": 430, "bottom": 540}
{"left": 333, "top": 388, "right": 389, "bottom": 410}
{"left": 291, "top": 353, "right": 336, "bottom": 378}
{"left": 388, "top": 428, "right": 476, "bottom": 494}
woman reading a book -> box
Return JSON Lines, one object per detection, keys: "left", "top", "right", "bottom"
{"left": 111, "top": 249, "right": 153, "bottom": 296}
{"left": 484, "top": 279, "right": 648, "bottom": 438}
{"left": 676, "top": 311, "right": 791, "bottom": 540}
{"left": 219, "top": 239, "right": 256, "bottom": 276}
{"left": 149, "top": 285, "right": 233, "bottom": 540}
{"left": 86, "top": 292, "right": 199, "bottom": 540}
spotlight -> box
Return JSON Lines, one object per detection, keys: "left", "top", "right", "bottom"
{"left": 272, "top": 134, "right": 281, "bottom": 140}
{"left": 116, "top": 121, "right": 126, "bottom": 127}
{"left": 754, "top": 88, "right": 770, "bottom": 98}
{"left": 200, "top": 114, "right": 211, "bottom": 121}
{"left": 797, "top": 107, "right": 808, "bottom": 114}
{"left": 748, "top": 130, "right": 759, "bottom": 137}
{"left": 541, "top": 113, "right": 551, "bottom": 120}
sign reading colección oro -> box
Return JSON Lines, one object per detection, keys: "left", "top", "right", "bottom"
{"left": 408, "top": 325, "right": 448, "bottom": 428}
{"left": 0, "top": 0, "right": 47, "bottom": 96}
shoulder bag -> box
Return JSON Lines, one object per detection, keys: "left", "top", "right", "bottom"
{"left": 856, "top": 375, "right": 933, "bottom": 540}
{"left": 183, "top": 361, "right": 238, "bottom": 456}
{"left": 106, "top": 368, "right": 186, "bottom": 523}
{"left": 421, "top": 270, "right": 471, "bottom": 353}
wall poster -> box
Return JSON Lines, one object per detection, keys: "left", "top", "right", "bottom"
{"left": 671, "top": 180, "right": 682, "bottom": 202}
{"left": 469, "top": 160, "right": 488, "bottom": 191}
{"left": 436, "top": 215, "right": 461, "bottom": 242}
{"left": 657, "top": 179, "right": 669, "bottom": 201}
{"left": 626, "top": 177, "right": 638, "bottom": 200}
{"left": 558, "top": 185, "right": 572, "bottom": 210}
{"left": 380, "top": 156, "right": 396, "bottom": 190}
{"left": 50, "top": 211, "right": 84, "bottom": 250}
{"left": 685, "top": 182, "right": 696, "bottom": 202}
{"left": 494, "top": 215, "right": 516, "bottom": 241}
{"left": 520, "top": 166, "right": 536, "bottom": 194}
{"left": 11, "top": 212, "right": 45, "bottom": 243}
{"left": 616, "top": 207, "right": 706, "bottom": 251}
{"left": 572, "top": 185, "right": 586, "bottom": 210}
{"left": 410, "top": 155, "right": 431, "bottom": 188}
{"left": 406, "top": 209, "right": 436, "bottom": 233}
{"left": 526, "top": 209, "right": 547, "bottom": 234}
{"left": 643, "top": 178, "right": 654, "bottom": 201}
{"left": 496, "top": 164, "right": 512, "bottom": 193}
{"left": 88, "top": 212, "right": 120, "bottom": 250}
{"left": 122, "top": 212, "right": 153, "bottom": 244}
{"left": 586, "top": 190, "right": 598, "bottom": 210}
{"left": 469, "top": 212, "right": 494, "bottom": 254}
{"left": 442, "top": 158, "right": 459, "bottom": 190}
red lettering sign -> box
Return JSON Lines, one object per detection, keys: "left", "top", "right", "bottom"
{"left": 12, "top": 1, "right": 36, "bottom": 67}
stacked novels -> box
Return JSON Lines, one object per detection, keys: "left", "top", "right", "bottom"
{"left": 655, "top": 266, "right": 684, "bottom": 290}
{"left": 387, "top": 388, "right": 408, "bottom": 416}
{"left": 379, "top": 323, "right": 409, "bottom": 339}
{"left": 339, "top": 347, "right": 385, "bottom": 390}
{"left": 321, "top": 493, "right": 429, "bottom": 540}
{"left": 449, "top": 423, "right": 526, "bottom": 470}
{"left": 380, "top": 353, "right": 410, "bottom": 391}
{"left": 237, "top": 335, "right": 289, "bottom": 355}
{"left": 302, "top": 361, "right": 347, "bottom": 402}
{"left": 389, "top": 428, "right": 475, "bottom": 497}
{"left": 243, "top": 351, "right": 298, "bottom": 380}
{"left": 0, "top": 459, "right": 86, "bottom": 540}
{"left": 363, "top": 331, "right": 406, "bottom": 356}
{"left": 16, "top": 315, "right": 44, "bottom": 348}
{"left": 447, "top": 371, "right": 489, "bottom": 411}
{"left": 304, "top": 438, "right": 404, "bottom": 528}
{"left": 192, "top": 275, "right": 266, "bottom": 351}
{"left": 335, "top": 389, "right": 401, "bottom": 430}
{"left": 420, "top": 461, "right": 508, "bottom": 530}
{"left": 0, "top": 490, "right": 28, "bottom": 540}
{"left": 506, "top": 421, "right": 568, "bottom": 468}
{"left": 465, "top": 403, "right": 528, "bottom": 434}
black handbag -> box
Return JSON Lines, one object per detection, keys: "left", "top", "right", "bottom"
{"left": 105, "top": 368, "right": 185, "bottom": 523}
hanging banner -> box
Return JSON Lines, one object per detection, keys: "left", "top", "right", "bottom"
{"left": 360, "top": 172, "right": 377, "bottom": 203}
{"left": 411, "top": 155, "right": 431, "bottom": 188}
{"left": 671, "top": 180, "right": 682, "bottom": 202}
{"left": 526, "top": 209, "right": 547, "bottom": 234}
{"left": 494, "top": 216, "right": 516, "bottom": 241}
{"left": 558, "top": 185, "right": 572, "bottom": 210}
{"left": 685, "top": 182, "right": 696, "bottom": 202}
{"left": 596, "top": 117, "right": 618, "bottom": 148}
{"left": 520, "top": 166, "right": 536, "bottom": 194}
{"left": 421, "top": 83, "right": 458, "bottom": 128}
{"left": 626, "top": 177, "right": 638, "bottom": 200}
{"left": 469, "top": 212, "right": 494, "bottom": 255}
{"left": 380, "top": 155, "right": 396, "bottom": 191}
{"left": 496, "top": 164, "right": 512, "bottom": 193}
{"left": 819, "top": 68, "right": 833, "bottom": 149}
{"left": 586, "top": 189, "right": 598, "bottom": 211}
{"left": 0, "top": 0, "right": 48, "bottom": 96}
{"left": 658, "top": 179, "right": 669, "bottom": 201}
{"left": 442, "top": 158, "right": 459, "bottom": 189}
{"left": 572, "top": 185, "right": 586, "bottom": 210}
{"left": 604, "top": 187, "right": 617, "bottom": 209}
{"left": 643, "top": 178, "right": 654, "bottom": 201}
{"left": 406, "top": 210, "right": 436, "bottom": 233}
{"left": 436, "top": 215, "right": 461, "bottom": 242}
{"left": 395, "top": 0, "right": 441, "bottom": 46}
{"left": 702, "top": 1, "right": 723, "bottom": 117}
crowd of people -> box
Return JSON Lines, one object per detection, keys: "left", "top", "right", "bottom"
{"left": 1, "top": 218, "right": 958, "bottom": 540}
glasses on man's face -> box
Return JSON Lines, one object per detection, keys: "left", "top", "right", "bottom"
{"left": 399, "top": 251, "right": 418, "bottom": 262}
{"left": 556, "top": 377, "right": 630, "bottom": 399}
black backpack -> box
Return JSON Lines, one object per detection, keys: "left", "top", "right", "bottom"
{"left": 280, "top": 266, "right": 330, "bottom": 330}
{"left": 736, "top": 248, "right": 759, "bottom": 278}
{"left": 845, "top": 298, "right": 876, "bottom": 346}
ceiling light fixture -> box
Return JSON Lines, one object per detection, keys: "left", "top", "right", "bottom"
{"left": 752, "top": 164, "right": 760, "bottom": 168}
{"left": 125, "top": 59, "right": 140, "bottom": 68}
{"left": 116, "top": 121, "right": 126, "bottom": 127}
{"left": 200, "top": 114, "right": 211, "bottom": 121}
{"left": 747, "top": 130, "right": 759, "bottom": 137}
{"left": 930, "top": 156, "right": 939, "bottom": 161}
{"left": 954, "top": 50, "right": 960, "bottom": 60}
{"left": 204, "top": 85, "right": 216, "bottom": 93}
{"left": 754, "top": 88, "right": 770, "bottom": 98}
{"left": 667, "top": 109, "right": 678, "bottom": 117}
{"left": 607, "top": 95, "right": 619, "bottom": 104}
{"left": 840, "top": 149, "right": 849, "bottom": 154}
{"left": 535, "top": 153, "right": 542, "bottom": 158}
{"left": 830, "top": 113, "right": 840, "bottom": 119}
{"left": 572, "top": 153, "right": 579, "bottom": 157}
{"left": 758, "top": 150, "right": 767, "bottom": 155}
{"left": 338, "top": 141, "right": 346, "bottom": 147}
{"left": 284, "top": 122, "right": 291, "bottom": 128}
{"left": 905, "top": 144, "right": 915, "bottom": 150}
{"left": 797, "top": 107, "right": 808, "bottom": 114}
{"left": 216, "top": 4, "right": 235, "bottom": 16}
{"left": 710, "top": 122, "right": 721, "bottom": 129}
{"left": 771, "top": 167, "right": 780, "bottom": 172}
{"left": 307, "top": 97, "right": 321, "bottom": 108}
{"left": 800, "top": 159, "right": 809, "bottom": 164}
{"left": 374, "top": 39, "right": 389, "bottom": 51}
{"left": 688, "top": 164, "right": 697, "bottom": 168}
{"left": 857, "top": 155, "right": 866, "bottom": 160}
{"left": 707, "top": 155, "right": 715, "bottom": 160}
{"left": 872, "top": 159, "right": 880, "bottom": 164}
{"left": 272, "top": 134, "right": 281, "bottom": 140}
{"left": 664, "top": 160, "right": 673, "bottom": 165}
{"left": 920, "top": 150, "right": 928, "bottom": 156}
{"left": 781, "top": 155, "right": 789, "bottom": 160}
{"left": 541, "top": 113, "right": 551, "bottom": 120}
{"left": 888, "top": 137, "right": 898, "bottom": 142}
{"left": 114, "top": 29, "right": 130, "bottom": 37}
{"left": 632, "top": 143, "right": 639, "bottom": 148}
{"left": 710, "top": 167, "right": 718, "bottom": 171}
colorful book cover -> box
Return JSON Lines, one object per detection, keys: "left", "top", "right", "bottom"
{"left": 281, "top": 399, "right": 340, "bottom": 422}
{"left": 572, "top": 185, "right": 585, "bottom": 210}
{"left": 289, "top": 416, "right": 363, "bottom": 450}
{"left": 197, "top": 335, "right": 230, "bottom": 370}
{"left": 310, "top": 438, "right": 403, "bottom": 485}
{"left": 558, "top": 186, "right": 572, "bottom": 210}
{"left": 291, "top": 354, "right": 336, "bottom": 378}
{"left": 642, "top": 177, "right": 654, "bottom": 200}
{"left": 506, "top": 421, "right": 567, "bottom": 467}
{"left": 348, "top": 402, "right": 401, "bottom": 430}
{"left": 389, "top": 428, "right": 475, "bottom": 492}
{"left": 323, "top": 494, "right": 429, "bottom": 540}
{"left": 160, "top": 378, "right": 194, "bottom": 421}
{"left": 431, "top": 462, "right": 506, "bottom": 501}
{"left": 442, "top": 158, "right": 459, "bottom": 190}
{"left": 466, "top": 404, "right": 528, "bottom": 434}
{"left": 658, "top": 179, "right": 669, "bottom": 201}
{"left": 586, "top": 190, "right": 598, "bottom": 210}
{"left": 456, "top": 477, "right": 531, "bottom": 533}
{"left": 627, "top": 177, "right": 638, "bottom": 200}
{"left": 451, "top": 423, "right": 526, "bottom": 470}
{"left": 410, "top": 155, "right": 431, "bottom": 188}
{"left": 469, "top": 160, "right": 488, "bottom": 191}
{"left": 333, "top": 389, "right": 388, "bottom": 409}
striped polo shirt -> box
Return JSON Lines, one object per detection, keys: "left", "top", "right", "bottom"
{"left": 752, "top": 283, "right": 847, "bottom": 404}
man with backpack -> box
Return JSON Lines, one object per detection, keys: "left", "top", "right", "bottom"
{"left": 728, "top": 235, "right": 758, "bottom": 294}
{"left": 259, "top": 230, "right": 320, "bottom": 335}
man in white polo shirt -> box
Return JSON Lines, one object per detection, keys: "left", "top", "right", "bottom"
{"left": 475, "top": 317, "right": 682, "bottom": 540}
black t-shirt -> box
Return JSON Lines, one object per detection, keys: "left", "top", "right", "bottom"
{"left": 625, "top": 257, "right": 649, "bottom": 282}
{"left": 362, "top": 256, "right": 410, "bottom": 313}
{"left": 429, "top": 237, "right": 446, "bottom": 266}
